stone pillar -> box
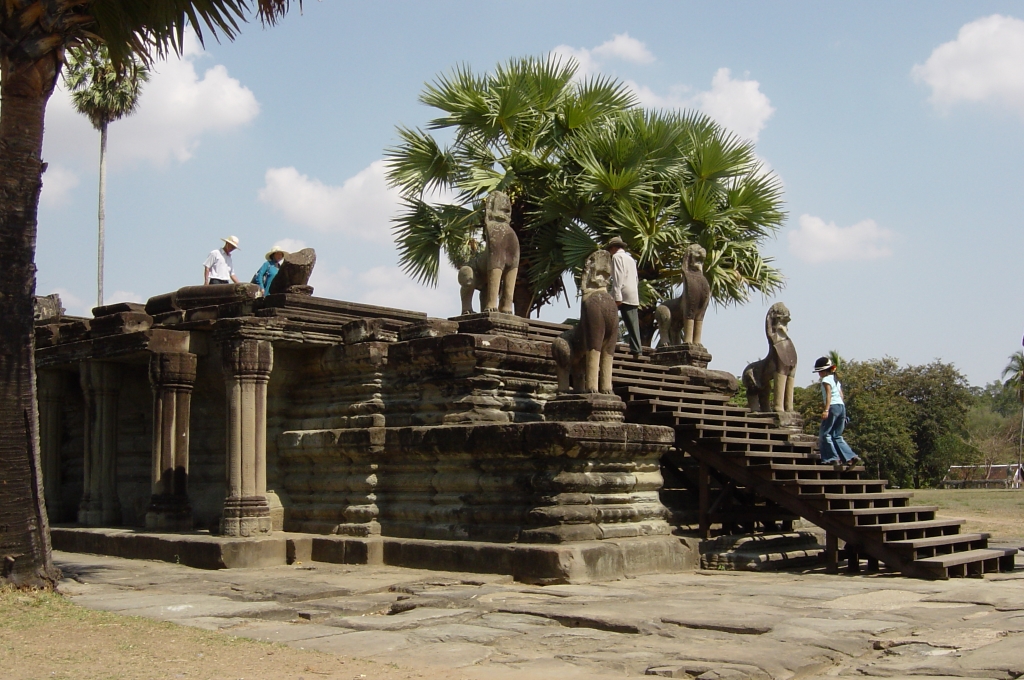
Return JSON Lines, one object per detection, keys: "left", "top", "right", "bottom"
{"left": 220, "top": 338, "right": 274, "bottom": 536}
{"left": 77, "top": 361, "right": 122, "bottom": 526}
{"left": 146, "top": 353, "right": 198, "bottom": 531}
{"left": 37, "top": 370, "right": 64, "bottom": 522}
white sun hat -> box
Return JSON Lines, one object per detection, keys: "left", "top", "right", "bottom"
{"left": 266, "top": 243, "right": 290, "bottom": 261}
{"left": 222, "top": 235, "right": 241, "bottom": 249}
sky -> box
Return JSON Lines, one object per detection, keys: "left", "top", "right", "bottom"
{"left": 34, "top": 0, "right": 1024, "bottom": 388}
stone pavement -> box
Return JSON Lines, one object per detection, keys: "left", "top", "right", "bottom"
{"left": 55, "top": 550, "right": 1024, "bottom": 679}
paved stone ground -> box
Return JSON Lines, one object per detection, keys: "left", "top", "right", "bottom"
{"left": 55, "top": 550, "right": 1024, "bottom": 680}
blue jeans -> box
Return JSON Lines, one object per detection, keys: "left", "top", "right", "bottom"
{"left": 819, "top": 403, "right": 858, "bottom": 464}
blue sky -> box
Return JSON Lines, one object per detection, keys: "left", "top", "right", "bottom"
{"left": 35, "top": 1, "right": 1024, "bottom": 387}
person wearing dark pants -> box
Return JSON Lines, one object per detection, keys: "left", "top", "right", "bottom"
{"left": 607, "top": 236, "right": 642, "bottom": 358}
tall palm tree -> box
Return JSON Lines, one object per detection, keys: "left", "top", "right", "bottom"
{"left": 64, "top": 44, "right": 149, "bottom": 308}
{"left": 1001, "top": 350, "right": 1024, "bottom": 474}
{"left": 0, "top": 0, "right": 295, "bottom": 588}
{"left": 386, "top": 57, "right": 786, "bottom": 325}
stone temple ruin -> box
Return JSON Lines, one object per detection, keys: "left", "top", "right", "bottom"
{"left": 34, "top": 238, "right": 1017, "bottom": 583}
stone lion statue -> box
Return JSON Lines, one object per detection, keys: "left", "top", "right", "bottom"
{"left": 655, "top": 244, "right": 711, "bottom": 348}
{"left": 458, "top": 191, "right": 520, "bottom": 314}
{"left": 552, "top": 250, "right": 619, "bottom": 394}
{"left": 742, "top": 302, "right": 798, "bottom": 413}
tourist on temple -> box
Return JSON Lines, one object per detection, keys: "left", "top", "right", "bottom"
{"left": 203, "top": 235, "right": 241, "bottom": 285}
{"left": 607, "top": 236, "right": 642, "bottom": 358}
{"left": 814, "top": 356, "right": 861, "bottom": 470}
{"left": 252, "top": 245, "right": 287, "bottom": 294}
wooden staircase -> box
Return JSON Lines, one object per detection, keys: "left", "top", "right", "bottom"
{"left": 524, "top": 321, "right": 1017, "bottom": 579}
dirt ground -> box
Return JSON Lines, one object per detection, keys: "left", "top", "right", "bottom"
{"left": 0, "top": 587, "right": 452, "bottom": 680}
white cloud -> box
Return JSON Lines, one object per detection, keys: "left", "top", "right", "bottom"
{"left": 913, "top": 14, "right": 1024, "bottom": 117}
{"left": 309, "top": 264, "right": 462, "bottom": 319}
{"left": 693, "top": 68, "right": 775, "bottom": 142}
{"left": 44, "top": 34, "right": 259, "bottom": 167}
{"left": 40, "top": 164, "right": 79, "bottom": 207}
{"left": 787, "top": 214, "right": 896, "bottom": 264}
{"left": 629, "top": 68, "right": 775, "bottom": 142}
{"left": 258, "top": 161, "right": 397, "bottom": 242}
{"left": 105, "top": 290, "right": 144, "bottom": 305}
{"left": 552, "top": 33, "right": 656, "bottom": 77}
{"left": 592, "top": 34, "right": 656, "bottom": 64}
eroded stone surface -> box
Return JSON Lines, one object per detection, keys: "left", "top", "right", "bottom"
{"left": 56, "top": 551, "right": 1024, "bottom": 679}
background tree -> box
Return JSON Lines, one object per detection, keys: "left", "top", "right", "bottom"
{"left": 64, "top": 44, "right": 149, "bottom": 307}
{"left": 1001, "top": 350, "right": 1024, "bottom": 473}
{"left": 386, "top": 57, "right": 785, "bottom": 326}
{"left": 0, "top": 0, "right": 294, "bottom": 589}
{"left": 795, "top": 357, "right": 976, "bottom": 488}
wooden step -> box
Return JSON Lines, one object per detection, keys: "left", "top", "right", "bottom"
{"left": 864, "top": 518, "right": 966, "bottom": 539}
{"left": 829, "top": 505, "right": 938, "bottom": 526}
{"left": 784, "top": 479, "right": 888, "bottom": 493}
{"left": 887, "top": 533, "right": 992, "bottom": 559}
{"left": 747, "top": 463, "right": 866, "bottom": 481}
{"left": 802, "top": 491, "right": 913, "bottom": 511}
{"left": 915, "top": 548, "right": 1018, "bottom": 578}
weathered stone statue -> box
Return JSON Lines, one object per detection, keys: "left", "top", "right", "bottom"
{"left": 268, "top": 247, "right": 317, "bottom": 295}
{"left": 655, "top": 244, "right": 711, "bottom": 348}
{"left": 742, "top": 302, "right": 797, "bottom": 413}
{"left": 552, "top": 250, "right": 618, "bottom": 394}
{"left": 458, "top": 191, "right": 520, "bottom": 314}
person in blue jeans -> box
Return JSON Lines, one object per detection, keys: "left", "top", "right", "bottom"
{"left": 814, "top": 356, "right": 861, "bottom": 469}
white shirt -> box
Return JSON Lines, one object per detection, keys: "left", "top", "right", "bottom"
{"left": 204, "top": 248, "right": 234, "bottom": 282}
{"left": 610, "top": 249, "right": 639, "bottom": 305}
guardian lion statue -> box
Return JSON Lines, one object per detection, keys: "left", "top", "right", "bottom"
{"left": 742, "top": 302, "right": 798, "bottom": 413}
{"left": 655, "top": 244, "right": 711, "bottom": 348}
{"left": 458, "top": 191, "right": 520, "bottom": 314}
{"left": 552, "top": 250, "right": 619, "bottom": 394}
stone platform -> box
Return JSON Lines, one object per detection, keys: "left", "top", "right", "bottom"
{"left": 52, "top": 527, "right": 698, "bottom": 584}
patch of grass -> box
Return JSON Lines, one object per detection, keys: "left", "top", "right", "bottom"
{"left": 912, "top": 488, "right": 1024, "bottom": 544}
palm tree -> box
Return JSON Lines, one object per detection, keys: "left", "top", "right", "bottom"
{"left": 386, "top": 57, "right": 786, "bottom": 327}
{"left": 0, "top": 0, "right": 295, "bottom": 588}
{"left": 1001, "top": 350, "right": 1024, "bottom": 475}
{"left": 64, "top": 44, "right": 149, "bottom": 308}
{"left": 385, "top": 56, "right": 638, "bottom": 316}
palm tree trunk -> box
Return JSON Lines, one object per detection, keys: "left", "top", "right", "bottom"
{"left": 97, "top": 121, "right": 107, "bottom": 308}
{"left": 0, "top": 51, "right": 61, "bottom": 588}
{"left": 1017, "top": 404, "right": 1023, "bottom": 480}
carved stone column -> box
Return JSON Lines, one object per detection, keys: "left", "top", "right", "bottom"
{"left": 146, "top": 353, "right": 198, "bottom": 531}
{"left": 77, "top": 361, "right": 122, "bottom": 526}
{"left": 37, "top": 370, "right": 64, "bottom": 521}
{"left": 220, "top": 338, "right": 274, "bottom": 536}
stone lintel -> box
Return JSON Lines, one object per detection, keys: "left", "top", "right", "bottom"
{"left": 398, "top": 318, "right": 459, "bottom": 341}
{"left": 92, "top": 301, "right": 146, "bottom": 317}
{"left": 545, "top": 392, "right": 626, "bottom": 423}
{"left": 452, "top": 312, "right": 529, "bottom": 339}
{"left": 651, "top": 343, "right": 713, "bottom": 369}
{"left": 89, "top": 311, "right": 154, "bottom": 338}
{"left": 258, "top": 294, "right": 427, "bottom": 324}
{"left": 343, "top": 317, "right": 401, "bottom": 344}
{"left": 36, "top": 329, "right": 190, "bottom": 368}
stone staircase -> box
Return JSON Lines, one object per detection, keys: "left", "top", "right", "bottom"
{"left": 524, "top": 320, "right": 1018, "bottom": 579}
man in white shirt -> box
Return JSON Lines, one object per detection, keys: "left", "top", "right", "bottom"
{"left": 607, "top": 236, "right": 642, "bottom": 357}
{"left": 204, "top": 235, "right": 241, "bottom": 285}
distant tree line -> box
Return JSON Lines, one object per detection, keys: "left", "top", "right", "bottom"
{"left": 792, "top": 354, "right": 1024, "bottom": 489}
